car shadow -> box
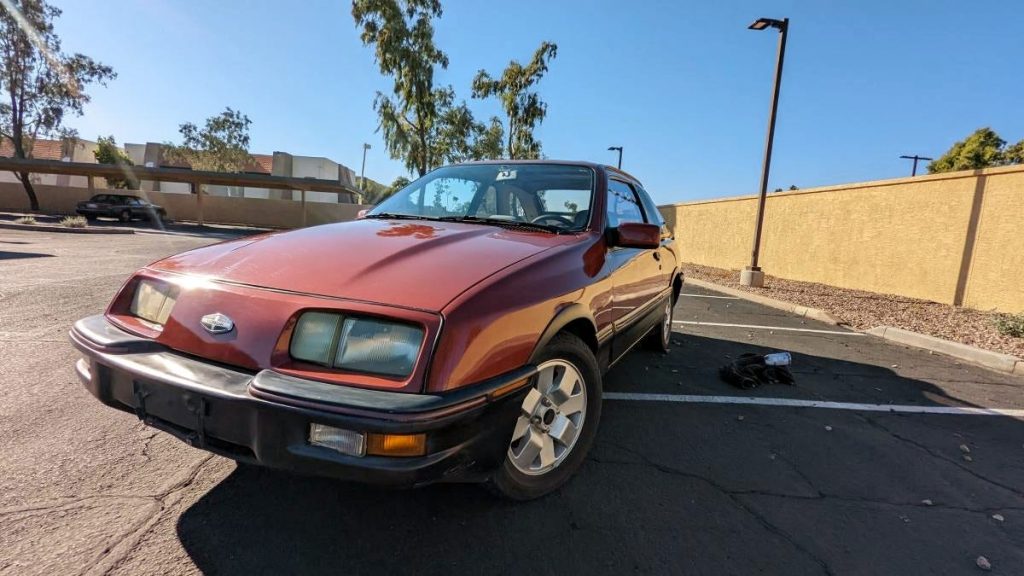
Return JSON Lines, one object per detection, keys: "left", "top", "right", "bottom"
{"left": 175, "top": 334, "right": 1024, "bottom": 575}
{"left": 0, "top": 251, "right": 54, "bottom": 260}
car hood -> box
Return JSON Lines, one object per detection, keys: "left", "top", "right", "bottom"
{"left": 150, "top": 218, "right": 571, "bottom": 311}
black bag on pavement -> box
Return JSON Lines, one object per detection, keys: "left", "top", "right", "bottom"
{"left": 719, "top": 353, "right": 795, "bottom": 390}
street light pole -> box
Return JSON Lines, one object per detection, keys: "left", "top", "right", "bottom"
{"left": 607, "top": 146, "right": 623, "bottom": 169}
{"left": 741, "top": 16, "right": 789, "bottom": 288}
{"left": 360, "top": 143, "right": 371, "bottom": 192}
{"left": 899, "top": 154, "right": 932, "bottom": 177}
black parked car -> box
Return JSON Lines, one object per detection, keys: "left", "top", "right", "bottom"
{"left": 76, "top": 194, "right": 167, "bottom": 223}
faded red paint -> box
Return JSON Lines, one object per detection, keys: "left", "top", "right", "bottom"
{"left": 102, "top": 161, "right": 680, "bottom": 395}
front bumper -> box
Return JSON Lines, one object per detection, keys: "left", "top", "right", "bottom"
{"left": 70, "top": 315, "right": 534, "bottom": 487}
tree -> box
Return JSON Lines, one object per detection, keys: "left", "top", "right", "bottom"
{"left": 1004, "top": 139, "right": 1024, "bottom": 165}
{"left": 93, "top": 135, "right": 136, "bottom": 189}
{"left": 58, "top": 127, "right": 79, "bottom": 159}
{"left": 0, "top": 0, "right": 115, "bottom": 210}
{"left": 928, "top": 127, "right": 1007, "bottom": 173}
{"left": 163, "top": 107, "right": 254, "bottom": 173}
{"left": 430, "top": 87, "right": 478, "bottom": 166}
{"left": 353, "top": 0, "right": 456, "bottom": 177}
{"left": 366, "top": 175, "right": 410, "bottom": 204}
{"left": 382, "top": 175, "right": 410, "bottom": 200}
{"left": 471, "top": 42, "right": 558, "bottom": 159}
{"left": 471, "top": 116, "right": 504, "bottom": 160}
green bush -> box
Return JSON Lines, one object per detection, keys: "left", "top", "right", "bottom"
{"left": 994, "top": 313, "right": 1024, "bottom": 338}
{"left": 94, "top": 135, "right": 138, "bottom": 189}
{"left": 60, "top": 216, "right": 88, "bottom": 228}
{"left": 14, "top": 215, "right": 36, "bottom": 225}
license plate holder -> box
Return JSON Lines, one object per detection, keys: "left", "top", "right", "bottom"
{"left": 133, "top": 380, "right": 209, "bottom": 448}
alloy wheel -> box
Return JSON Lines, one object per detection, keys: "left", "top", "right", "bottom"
{"left": 508, "top": 359, "right": 587, "bottom": 476}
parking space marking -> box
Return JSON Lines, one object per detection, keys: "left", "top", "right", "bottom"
{"left": 605, "top": 392, "right": 1024, "bottom": 417}
{"left": 673, "top": 320, "right": 863, "bottom": 336}
{"left": 680, "top": 294, "right": 739, "bottom": 300}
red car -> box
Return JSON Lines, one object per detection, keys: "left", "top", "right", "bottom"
{"left": 71, "top": 161, "right": 681, "bottom": 500}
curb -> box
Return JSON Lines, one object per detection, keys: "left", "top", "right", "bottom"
{"left": 683, "top": 277, "right": 842, "bottom": 325}
{"left": 0, "top": 222, "right": 134, "bottom": 234}
{"left": 866, "top": 327, "right": 1024, "bottom": 377}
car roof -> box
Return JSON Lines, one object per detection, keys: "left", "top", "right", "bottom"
{"left": 453, "top": 159, "right": 645, "bottom": 189}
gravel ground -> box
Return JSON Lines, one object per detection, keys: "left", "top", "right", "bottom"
{"left": 683, "top": 263, "right": 1024, "bottom": 358}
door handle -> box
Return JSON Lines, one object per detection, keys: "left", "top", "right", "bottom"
{"left": 652, "top": 252, "right": 661, "bottom": 261}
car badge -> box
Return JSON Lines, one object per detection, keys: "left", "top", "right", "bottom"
{"left": 200, "top": 313, "right": 234, "bottom": 334}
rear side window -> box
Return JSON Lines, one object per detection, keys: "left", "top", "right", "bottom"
{"left": 606, "top": 180, "right": 644, "bottom": 228}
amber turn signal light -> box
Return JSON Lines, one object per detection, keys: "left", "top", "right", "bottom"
{"left": 365, "top": 433, "right": 427, "bottom": 457}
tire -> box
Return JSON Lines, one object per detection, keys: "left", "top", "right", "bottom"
{"left": 644, "top": 297, "right": 673, "bottom": 353}
{"left": 119, "top": 209, "right": 131, "bottom": 223}
{"left": 488, "top": 333, "right": 602, "bottom": 501}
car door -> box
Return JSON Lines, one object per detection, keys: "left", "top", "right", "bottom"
{"left": 127, "top": 198, "right": 144, "bottom": 218}
{"left": 107, "top": 195, "right": 127, "bottom": 216}
{"left": 93, "top": 195, "right": 114, "bottom": 216}
{"left": 636, "top": 185, "right": 676, "bottom": 290}
{"left": 606, "top": 179, "right": 663, "bottom": 360}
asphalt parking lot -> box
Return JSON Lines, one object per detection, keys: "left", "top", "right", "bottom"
{"left": 2, "top": 228, "right": 1023, "bottom": 575}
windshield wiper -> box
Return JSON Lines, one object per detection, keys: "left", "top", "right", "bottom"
{"left": 436, "top": 215, "right": 565, "bottom": 234}
{"left": 362, "top": 212, "right": 434, "bottom": 221}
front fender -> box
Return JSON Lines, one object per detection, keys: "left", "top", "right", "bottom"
{"left": 529, "top": 303, "right": 597, "bottom": 363}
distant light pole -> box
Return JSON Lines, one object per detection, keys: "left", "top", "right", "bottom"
{"left": 360, "top": 143, "right": 371, "bottom": 191}
{"left": 741, "top": 16, "right": 789, "bottom": 288}
{"left": 607, "top": 146, "right": 623, "bottom": 169}
{"left": 899, "top": 154, "right": 932, "bottom": 177}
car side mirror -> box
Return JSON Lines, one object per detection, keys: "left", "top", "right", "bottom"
{"left": 610, "top": 222, "right": 660, "bottom": 249}
{"left": 356, "top": 209, "right": 370, "bottom": 219}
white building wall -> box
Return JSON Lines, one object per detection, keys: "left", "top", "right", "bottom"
{"left": 291, "top": 156, "right": 347, "bottom": 203}
{"left": 2, "top": 142, "right": 355, "bottom": 201}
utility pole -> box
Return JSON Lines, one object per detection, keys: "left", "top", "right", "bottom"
{"left": 607, "top": 146, "right": 623, "bottom": 169}
{"left": 741, "top": 16, "right": 789, "bottom": 288}
{"left": 360, "top": 143, "right": 371, "bottom": 192}
{"left": 899, "top": 155, "right": 932, "bottom": 177}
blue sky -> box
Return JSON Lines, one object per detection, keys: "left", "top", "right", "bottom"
{"left": 53, "top": 0, "right": 1023, "bottom": 205}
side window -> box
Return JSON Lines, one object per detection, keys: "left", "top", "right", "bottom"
{"left": 636, "top": 187, "right": 665, "bottom": 227}
{"left": 606, "top": 180, "right": 644, "bottom": 228}
{"left": 128, "top": 198, "right": 143, "bottom": 206}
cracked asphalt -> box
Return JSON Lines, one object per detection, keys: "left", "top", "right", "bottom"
{"left": 2, "top": 228, "right": 1023, "bottom": 575}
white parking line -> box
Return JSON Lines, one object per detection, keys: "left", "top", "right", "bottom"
{"left": 680, "top": 294, "right": 739, "bottom": 300}
{"left": 604, "top": 392, "right": 1024, "bottom": 417}
{"left": 673, "top": 321, "right": 863, "bottom": 336}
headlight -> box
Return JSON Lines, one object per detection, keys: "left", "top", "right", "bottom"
{"left": 290, "top": 312, "right": 424, "bottom": 378}
{"left": 130, "top": 280, "right": 178, "bottom": 326}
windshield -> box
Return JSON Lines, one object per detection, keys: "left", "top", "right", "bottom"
{"left": 367, "top": 164, "right": 596, "bottom": 232}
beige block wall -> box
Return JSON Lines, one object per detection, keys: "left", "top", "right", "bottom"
{"left": 659, "top": 165, "right": 1024, "bottom": 313}
{"left": 0, "top": 182, "right": 98, "bottom": 213}
{"left": 960, "top": 174, "right": 1024, "bottom": 312}
{"left": 0, "top": 182, "right": 371, "bottom": 230}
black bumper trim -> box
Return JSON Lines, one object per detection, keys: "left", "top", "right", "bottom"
{"left": 69, "top": 315, "right": 533, "bottom": 485}
{"left": 250, "top": 365, "right": 537, "bottom": 416}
